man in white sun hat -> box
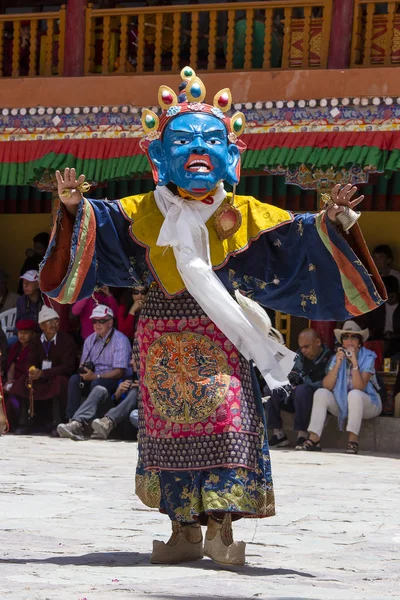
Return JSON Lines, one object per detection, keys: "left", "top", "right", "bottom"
{"left": 57, "top": 304, "right": 131, "bottom": 440}
{"left": 16, "top": 270, "right": 43, "bottom": 325}
{"left": 11, "top": 304, "right": 77, "bottom": 436}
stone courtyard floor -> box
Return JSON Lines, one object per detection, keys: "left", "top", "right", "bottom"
{"left": 0, "top": 436, "right": 399, "bottom": 600}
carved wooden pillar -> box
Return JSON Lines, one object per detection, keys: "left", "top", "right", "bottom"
{"left": 64, "top": 0, "right": 88, "bottom": 76}
{"left": 328, "top": 0, "right": 355, "bottom": 69}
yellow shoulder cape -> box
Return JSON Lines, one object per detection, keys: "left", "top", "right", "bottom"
{"left": 118, "top": 191, "right": 293, "bottom": 297}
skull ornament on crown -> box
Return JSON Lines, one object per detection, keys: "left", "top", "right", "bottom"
{"left": 140, "top": 66, "right": 246, "bottom": 197}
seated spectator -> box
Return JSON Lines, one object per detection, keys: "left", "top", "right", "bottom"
{"left": 16, "top": 270, "right": 43, "bottom": 325}
{"left": 0, "top": 268, "right": 19, "bottom": 314}
{"left": 0, "top": 391, "right": 7, "bottom": 435}
{"left": 57, "top": 304, "right": 131, "bottom": 439}
{"left": 394, "top": 368, "right": 400, "bottom": 414}
{"left": 4, "top": 319, "right": 37, "bottom": 430}
{"left": 58, "top": 351, "right": 139, "bottom": 441}
{"left": 117, "top": 286, "right": 148, "bottom": 341}
{"left": 367, "top": 275, "right": 400, "bottom": 358}
{"left": 0, "top": 324, "right": 7, "bottom": 377}
{"left": 10, "top": 307, "right": 77, "bottom": 436}
{"left": 18, "top": 232, "right": 50, "bottom": 294}
{"left": 266, "top": 328, "right": 333, "bottom": 449}
{"left": 372, "top": 244, "right": 400, "bottom": 287}
{"left": 300, "top": 321, "right": 382, "bottom": 455}
{"left": 72, "top": 285, "right": 119, "bottom": 340}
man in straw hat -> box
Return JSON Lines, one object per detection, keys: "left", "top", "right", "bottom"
{"left": 40, "top": 67, "right": 385, "bottom": 565}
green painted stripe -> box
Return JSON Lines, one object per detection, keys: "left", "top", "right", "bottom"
{"left": 0, "top": 153, "right": 151, "bottom": 186}
{"left": 0, "top": 144, "right": 399, "bottom": 187}
{"left": 242, "top": 145, "right": 391, "bottom": 174}
{"left": 62, "top": 200, "right": 93, "bottom": 303}
{"left": 315, "top": 213, "right": 370, "bottom": 314}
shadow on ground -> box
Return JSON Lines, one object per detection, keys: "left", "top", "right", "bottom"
{"left": 0, "top": 551, "right": 315, "bottom": 578}
{"left": 138, "top": 596, "right": 311, "bottom": 600}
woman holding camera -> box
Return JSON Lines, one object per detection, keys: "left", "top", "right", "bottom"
{"left": 300, "top": 321, "right": 382, "bottom": 454}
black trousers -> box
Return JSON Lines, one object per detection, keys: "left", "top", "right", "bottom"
{"left": 266, "top": 383, "right": 315, "bottom": 432}
{"left": 66, "top": 374, "right": 119, "bottom": 420}
{"left": 72, "top": 385, "right": 139, "bottom": 427}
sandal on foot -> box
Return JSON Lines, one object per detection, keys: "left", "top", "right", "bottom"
{"left": 345, "top": 441, "right": 359, "bottom": 455}
{"left": 299, "top": 438, "right": 321, "bottom": 452}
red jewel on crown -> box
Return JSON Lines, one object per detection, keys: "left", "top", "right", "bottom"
{"left": 162, "top": 91, "right": 174, "bottom": 105}
{"left": 218, "top": 93, "right": 229, "bottom": 108}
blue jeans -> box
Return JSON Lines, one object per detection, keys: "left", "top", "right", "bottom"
{"left": 266, "top": 383, "right": 315, "bottom": 431}
{"left": 72, "top": 384, "right": 138, "bottom": 426}
{"left": 66, "top": 373, "right": 119, "bottom": 420}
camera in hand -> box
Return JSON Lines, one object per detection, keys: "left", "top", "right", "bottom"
{"left": 79, "top": 361, "right": 96, "bottom": 374}
{"left": 338, "top": 347, "right": 353, "bottom": 358}
{"left": 288, "top": 371, "right": 303, "bottom": 387}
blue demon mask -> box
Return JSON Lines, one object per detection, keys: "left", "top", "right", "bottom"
{"left": 141, "top": 67, "right": 246, "bottom": 195}
{"left": 148, "top": 113, "right": 241, "bottom": 194}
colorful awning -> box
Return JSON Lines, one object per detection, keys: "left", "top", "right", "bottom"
{"left": 1, "top": 130, "right": 400, "bottom": 186}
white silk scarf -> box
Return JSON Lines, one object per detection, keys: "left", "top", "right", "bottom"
{"left": 154, "top": 184, "right": 295, "bottom": 389}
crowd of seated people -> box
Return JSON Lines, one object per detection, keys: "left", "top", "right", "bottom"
{"left": 0, "top": 234, "right": 148, "bottom": 439}
{"left": 262, "top": 244, "right": 400, "bottom": 455}
{"left": 0, "top": 241, "right": 399, "bottom": 453}
{"left": 1, "top": 291, "right": 146, "bottom": 439}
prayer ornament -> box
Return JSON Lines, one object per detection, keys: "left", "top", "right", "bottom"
{"left": 213, "top": 186, "right": 243, "bottom": 240}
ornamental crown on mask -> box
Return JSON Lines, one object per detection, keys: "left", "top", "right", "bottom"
{"left": 140, "top": 67, "right": 247, "bottom": 189}
{"left": 141, "top": 66, "right": 246, "bottom": 142}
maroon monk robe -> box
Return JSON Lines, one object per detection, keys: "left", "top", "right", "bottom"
{"left": 11, "top": 331, "right": 77, "bottom": 406}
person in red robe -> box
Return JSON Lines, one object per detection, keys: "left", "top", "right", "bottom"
{"left": 10, "top": 307, "right": 77, "bottom": 435}
{"left": 4, "top": 319, "right": 37, "bottom": 431}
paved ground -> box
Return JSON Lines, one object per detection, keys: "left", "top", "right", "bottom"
{"left": 0, "top": 436, "right": 399, "bottom": 600}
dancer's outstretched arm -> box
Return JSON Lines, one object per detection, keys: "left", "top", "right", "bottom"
{"left": 40, "top": 168, "right": 144, "bottom": 304}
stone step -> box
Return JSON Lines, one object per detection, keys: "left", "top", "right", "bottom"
{"left": 272, "top": 412, "right": 400, "bottom": 454}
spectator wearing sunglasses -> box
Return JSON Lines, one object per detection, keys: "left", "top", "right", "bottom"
{"left": 117, "top": 286, "right": 148, "bottom": 341}
{"left": 57, "top": 304, "right": 131, "bottom": 440}
{"left": 72, "top": 285, "right": 119, "bottom": 340}
{"left": 300, "top": 321, "right": 382, "bottom": 454}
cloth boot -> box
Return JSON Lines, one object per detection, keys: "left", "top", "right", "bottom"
{"left": 150, "top": 520, "right": 203, "bottom": 564}
{"left": 204, "top": 514, "right": 246, "bottom": 566}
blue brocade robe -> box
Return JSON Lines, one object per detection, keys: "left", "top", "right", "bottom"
{"left": 40, "top": 191, "right": 385, "bottom": 522}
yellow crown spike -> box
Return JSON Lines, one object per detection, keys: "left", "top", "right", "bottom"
{"left": 158, "top": 85, "right": 178, "bottom": 111}
{"left": 186, "top": 76, "right": 207, "bottom": 104}
{"left": 180, "top": 66, "right": 196, "bottom": 82}
{"left": 141, "top": 109, "right": 160, "bottom": 139}
{"left": 213, "top": 88, "right": 232, "bottom": 113}
{"left": 230, "top": 112, "right": 246, "bottom": 138}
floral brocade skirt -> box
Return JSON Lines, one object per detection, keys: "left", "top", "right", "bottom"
{"left": 134, "top": 287, "right": 275, "bottom": 522}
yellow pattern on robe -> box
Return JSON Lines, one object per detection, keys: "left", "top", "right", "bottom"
{"left": 118, "top": 191, "right": 293, "bottom": 297}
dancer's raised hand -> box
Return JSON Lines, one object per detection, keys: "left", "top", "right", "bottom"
{"left": 56, "top": 168, "right": 87, "bottom": 216}
{"left": 325, "top": 184, "right": 364, "bottom": 223}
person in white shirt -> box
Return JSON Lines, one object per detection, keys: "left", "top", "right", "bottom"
{"left": 372, "top": 245, "right": 400, "bottom": 287}
{"left": 0, "top": 268, "right": 19, "bottom": 314}
{"left": 368, "top": 275, "right": 400, "bottom": 358}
